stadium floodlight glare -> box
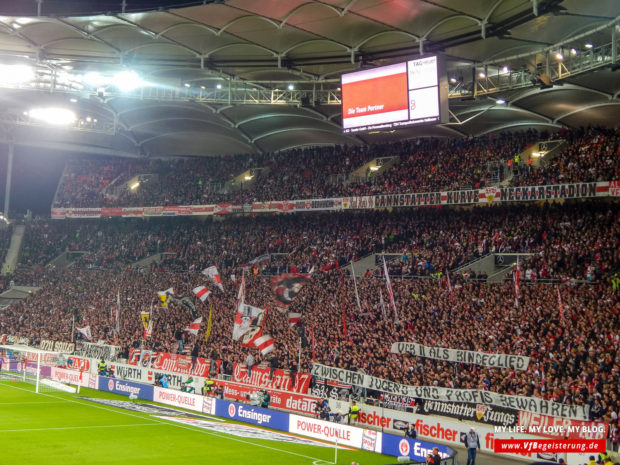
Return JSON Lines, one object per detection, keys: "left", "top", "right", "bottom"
{"left": 449, "top": 77, "right": 457, "bottom": 83}
{"left": 555, "top": 52, "right": 564, "bottom": 60}
{"left": 114, "top": 71, "right": 143, "bottom": 92}
{"left": 502, "top": 66, "right": 509, "bottom": 73}
{"left": 130, "top": 181, "right": 140, "bottom": 190}
{"left": 184, "top": 82, "right": 191, "bottom": 88}
{"left": 287, "top": 84, "right": 294, "bottom": 90}
{"left": 0, "top": 64, "right": 35, "bottom": 85}
{"left": 369, "top": 166, "right": 379, "bottom": 171}
{"left": 29, "top": 107, "right": 76, "bottom": 125}
{"left": 531, "top": 152, "right": 543, "bottom": 157}
{"left": 83, "top": 72, "right": 108, "bottom": 87}
{"left": 243, "top": 175, "right": 253, "bottom": 180}
{"left": 495, "top": 98, "right": 506, "bottom": 104}
{"left": 570, "top": 48, "right": 577, "bottom": 56}
{"left": 479, "top": 72, "right": 486, "bottom": 78}
{"left": 216, "top": 83, "right": 222, "bottom": 89}
{"left": 585, "top": 43, "right": 593, "bottom": 49}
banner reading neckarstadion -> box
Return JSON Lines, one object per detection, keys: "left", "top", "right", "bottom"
{"left": 51, "top": 181, "right": 612, "bottom": 219}
{"left": 310, "top": 364, "right": 589, "bottom": 420}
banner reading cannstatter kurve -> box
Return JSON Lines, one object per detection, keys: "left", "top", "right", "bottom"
{"left": 310, "top": 364, "right": 589, "bottom": 420}
{"left": 390, "top": 342, "right": 530, "bottom": 370}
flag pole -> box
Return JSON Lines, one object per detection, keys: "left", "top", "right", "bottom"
{"left": 350, "top": 261, "right": 362, "bottom": 312}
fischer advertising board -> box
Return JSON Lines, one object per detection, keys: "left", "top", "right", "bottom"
{"left": 98, "top": 376, "right": 153, "bottom": 401}
{"left": 356, "top": 403, "right": 560, "bottom": 462}
{"left": 216, "top": 399, "right": 289, "bottom": 430}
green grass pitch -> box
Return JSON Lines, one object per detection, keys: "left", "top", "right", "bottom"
{"left": 0, "top": 380, "right": 397, "bottom": 465}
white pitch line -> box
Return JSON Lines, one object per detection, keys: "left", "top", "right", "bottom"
{"left": 0, "top": 423, "right": 159, "bottom": 433}
{"left": 3, "top": 383, "right": 328, "bottom": 463}
{"left": 0, "top": 400, "right": 67, "bottom": 405}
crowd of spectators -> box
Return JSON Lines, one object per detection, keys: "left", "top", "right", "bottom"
{"left": 511, "top": 127, "right": 620, "bottom": 186}
{"left": 51, "top": 128, "right": 618, "bottom": 209}
{"left": 0, "top": 249, "right": 618, "bottom": 448}
{"left": 14, "top": 202, "right": 619, "bottom": 284}
{"left": 4, "top": 158, "right": 620, "bottom": 452}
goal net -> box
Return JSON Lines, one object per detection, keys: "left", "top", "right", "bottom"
{"left": 0, "top": 345, "right": 76, "bottom": 394}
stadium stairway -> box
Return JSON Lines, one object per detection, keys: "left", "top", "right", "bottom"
{"left": 130, "top": 252, "right": 176, "bottom": 270}
{"left": 455, "top": 252, "right": 533, "bottom": 283}
{"left": 344, "top": 253, "right": 403, "bottom": 277}
{"left": 345, "top": 156, "right": 400, "bottom": 186}
{"left": 0, "top": 285, "right": 40, "bottom": 309}
{"left": 47, "top": 251, "right": 88, "bottom": 269}
{"left": 501, "top": 139, "right": 567, "bottom": 186}
{"left": 1, "top": 224, "right": 25, "bottom": 276}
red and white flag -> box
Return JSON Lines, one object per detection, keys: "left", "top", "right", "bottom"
{"left": 241, "top": 327, "right": 275, "bottom": 356}
{"left": 379, "top": 289, "right": 387, "bottom": 321}
{"left": 382, "top": 257, "right": 399, "bottom": 320}
{"left": 185, "top": 317, "right": 203, "bottom": 336}
{"left": 289, "top": 312, "right": 302, "bottom": 327}
{"left": 233, "top": 302, "right": 265, "bottom": 341}
{"left": 76, "top": 326, "right": 92, "bottom": 341}
{"left": 514, "top": 259, "right": 521, "bottom": 308}
{"left": 202, "top": 266, "right": 224, "bottom": 292}
{"left": 193, "top": 286, "right": 211, "bottom": 303}
{"left": 446, "top": 270, "right": 454, "bottom": 303}
{"left": 557, "top": 287, "right": 565, "bottom": 325}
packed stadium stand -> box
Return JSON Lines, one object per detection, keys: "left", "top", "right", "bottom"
{"left": 0, "top": 1, "right": 619, "bottom": 464}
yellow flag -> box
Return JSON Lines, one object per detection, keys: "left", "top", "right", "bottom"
{"left": 140, "top": 311, "right": 150, "bottom": 330}
{"left": 204, "top": 305, "right": 213, "bottom": 345}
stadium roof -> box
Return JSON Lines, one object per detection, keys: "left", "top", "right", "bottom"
{"left": 0, "top": 0, "right": 618, "bottom": 157}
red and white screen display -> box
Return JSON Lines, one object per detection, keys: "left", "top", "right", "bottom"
{"left": 341, "top": 56, "right": 445, "bottom": 133}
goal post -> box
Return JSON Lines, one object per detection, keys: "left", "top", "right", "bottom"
{"left": 0, "top": 345, "right": 76, "bottom": 394}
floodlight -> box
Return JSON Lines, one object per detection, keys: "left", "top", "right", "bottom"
{"left": 495, "top": 98, "right": 506, "bottom": 104}
{"left": 130, "top": 181, "right": 140, "bottom": 190}
{"left": 114, "top": 71, "right": 143, "bottom": 92}
{"left": 216, "top": 83, "right": 222, "bottom": 89}
{"left": 0, "top": 64, "right": 35, "bottom": 85}
{"left": 287, "top": 84, "right": 294, "bottom": 90}
{"left": 369, "top": 166, "right": 379, "bottom": 171}
{"left": 29, "top": 107, "right": 76, "bottom": 125}
{"left": 83, "top": 72, "right": 108, "bottom": 87}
